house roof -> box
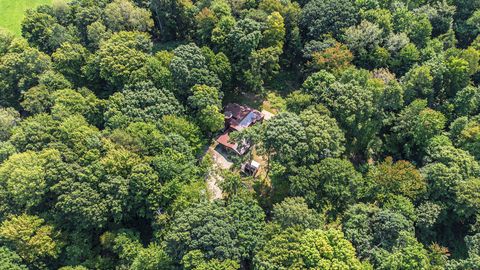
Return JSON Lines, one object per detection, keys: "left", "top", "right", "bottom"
{"left": 250, "top": 160, "right": 260, "bottom": 169}
{"left": 224, "top": 103, "right": 263, "bottom": 131}
{"left": 217, "top": 132, "right": 237, "bottom": 151}
{"left": 216, "top": 131, "right": 251, "bottom": 155}
{"left": 225, "top": 103, "right": 251, "bottom": 120}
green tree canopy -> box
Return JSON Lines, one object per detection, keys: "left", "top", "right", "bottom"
{"left": 289, "top": 158, "right": 365, "bottom": 215}
{"left": 0, "top": 214, "right": 61, "bottom": 268}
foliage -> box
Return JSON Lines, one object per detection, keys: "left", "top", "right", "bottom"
{"left": 0, "top": 214, "right": 61, "bottom": 268}
{"left": 0, "top": 108, "right": 20, "bottom": 141}
{"left": 367, "top": 157, "right": 426, "bottom": 201}
{"left": 272, "top": 197, "right": 323, "bottom": 229}
{"left": 0, "top": 41, "right": 51, "bottom": 107}
{"left": 105, "top": 81, "right": 183, "bottom": 128}
{"left": 104, "top": 0, "right": 154, "bottom": 32}
{"left": 253, "top": 227, "right": 365, "bottom": 269}
{"left": 342, "top": 203, "right": 415, "bottom": 263}
{"left": 95, "top": 31, "right": 152, "bottom": 88}
{"left": 0, "top": 149, "right": 63, "bottom": 215}
{"left": 392, "top": 99, "right": 446, "bottom": 160}
{"left": 300, "top": 0, "right": 359, "bottom": 39}
{"left": 1, "top": 0, "right": 480, "bottom": 268}
{"left": 0, "top": 247, "right": 27, "bottom": 270}
{"left": 289, "top": 158, "right": 365, "bottom": 216}
{"left": 165, "top": 202, "right": 241, "bottom": 263}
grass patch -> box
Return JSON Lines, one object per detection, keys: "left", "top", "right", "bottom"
{"left": 0, "top": 0, "right": 51, "bottom": 36}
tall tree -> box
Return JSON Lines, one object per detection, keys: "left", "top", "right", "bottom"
{"left": 0, "top": 214, "right": 61, "bottom": 268}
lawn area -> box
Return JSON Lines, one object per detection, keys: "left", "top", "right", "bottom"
{"left": 0, "top": 0, "right": 51, "bottom": 36}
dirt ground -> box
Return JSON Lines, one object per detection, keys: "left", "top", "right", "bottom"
{"left": 205, "top": 143, "right": 234, "bottom": 200}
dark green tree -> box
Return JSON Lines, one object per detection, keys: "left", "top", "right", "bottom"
{"left": 289, "top": 158, "right": 364, "bottom": 215}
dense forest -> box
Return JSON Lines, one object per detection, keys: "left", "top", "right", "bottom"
{"left": 1, "top": 0, "right": 480, "bottom": 269}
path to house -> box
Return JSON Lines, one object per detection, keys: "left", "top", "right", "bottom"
{"left": 206, "top": 170, "right": 223, "bottom": 200}
{"left": 205, "top": 143, "right": 233, "bottom": 200}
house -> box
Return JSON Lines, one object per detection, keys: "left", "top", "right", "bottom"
{"left": 223, "top": 103, "right": 264, "bottom": 131}
{"left": 216, "top": 103, "right": 264, "bottom": 155}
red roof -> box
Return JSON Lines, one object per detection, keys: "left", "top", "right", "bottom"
{"left": 224, "top": 103, "right": 263, "bottom": 131}
{"left": 217, "top": 132, "right": 237, "bottom": 150}
{"left": 216, "top": 130, "right": 251, "bottom": 155}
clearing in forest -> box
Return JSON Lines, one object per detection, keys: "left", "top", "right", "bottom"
{"left": 0, "top": 0, "right": 51, "bottom": 35}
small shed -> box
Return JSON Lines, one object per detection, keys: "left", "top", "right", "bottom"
{"left": 242, "top": 160, "right": 261, "bottom": 176}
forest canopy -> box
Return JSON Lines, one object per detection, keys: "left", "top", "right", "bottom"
{"left": 1, "top": 0, "right": 480, "bottom": 269}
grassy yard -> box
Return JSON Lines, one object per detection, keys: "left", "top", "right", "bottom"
{"left": 0, "top": 0, "right": 51, "bottom": 35}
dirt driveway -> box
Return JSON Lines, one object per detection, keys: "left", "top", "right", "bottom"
{"left": 205, "top": 143, "right": 234, "bottom": 200}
